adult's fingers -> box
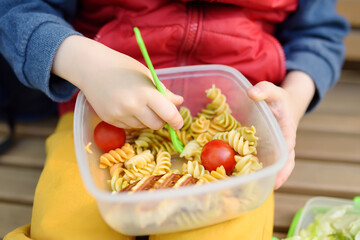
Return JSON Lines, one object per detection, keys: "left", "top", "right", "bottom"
{"left": 148, "top": 91, "right": 183, "bottom": 130}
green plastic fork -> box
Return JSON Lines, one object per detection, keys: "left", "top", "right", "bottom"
{"left": 133, "top": 27, "right": 184, "bottom": 153}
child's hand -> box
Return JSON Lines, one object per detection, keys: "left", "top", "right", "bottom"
{"left": 84, "top": 67, "right": 183, "bottom": 130}
{"left": 52, "top": 36, "right": 184, "bottom": 130}
{"left": 79, "top": 56, "right": 184, "bottom": 130}
{"left": 247, "top": 71, "right": 315, "bottom": 189}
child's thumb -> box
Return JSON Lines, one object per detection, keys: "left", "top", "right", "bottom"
{"left": 247, "top": 81, "right": 282, "bottom": 103}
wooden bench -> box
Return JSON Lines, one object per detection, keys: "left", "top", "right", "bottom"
{"left": 1, "top": 1, "right": 360, "bottom": 239}
{"left": 272, "top": 2, "right": 360, "bottom": 236}
{"left": 338, "top": 0, "right": 360, "bottom": 64}
{"left": 273, "top": 72, "right": 360, "bottom": 238}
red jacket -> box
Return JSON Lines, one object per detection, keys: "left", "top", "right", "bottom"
{"left": 74, "top": 0, "right": 297, "bottom": 84}
{"left": 59, "top": 0, "right": 297, "bottom": 115}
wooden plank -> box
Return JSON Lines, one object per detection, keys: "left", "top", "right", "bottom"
{"left": 274, "top": 193, "right": 312, "bottom": 232}
{"left": 337, "top": 0, "right": 360, "bottom": 27}
{"left": 344, "top": 31, "right": 360, "bottom": 62}
{"left": 339, "top": 70, "right": 360, "bottom": 83}
{"left": 313, "top": 82, "right": 360, "bottom": 114}
{"left": 0, "top": 136, "right": 46, "bottom": 168}
{"left": 0, "top": 202, "right": 32, "bottom": 239}
{"left": 0, "top": 166, "right": 41, "bottom": 204}
{"left": 273, "top": 232, "right": 287, "bottom": 239}
{"left": 298, "top": 113, "right": 360, "bottom": 134}
{"left": 278, "top": 159, "right": 360, "bottom": 198}
{"left": 0, "top": 117, "right": 57, "bottom": 137}
{"left": 295, "top": 130, "right": 360, "bottom": 163}
{"left": 300, "top": 74, "right": 360, "bottom": 133}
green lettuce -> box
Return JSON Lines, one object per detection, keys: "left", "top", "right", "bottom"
{"left": 284, "top": 205, "right": 360, "bottom": 240}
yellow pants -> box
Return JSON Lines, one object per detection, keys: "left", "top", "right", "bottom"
{"left": 4, "top": 113, "right": 274, "bottom": 240}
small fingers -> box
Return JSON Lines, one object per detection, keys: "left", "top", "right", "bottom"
{"left": 165, "top": 88, "right": 184, "bottom": 106}
{"left": 112, "top": 121, "right": 132, "bottom": 129}
{"left": 114, "top": 117, "right": 146, "bottom": 129}
{"left": 158, "top": 82, "right": 184, "bottom": 106}
{"left": 148, "top": 91, "right": 183, "bottom": 130}
{"left": 134, "top": 107, "right": 165, "bottom": 130}
{"left": 247, "top": 81, "right": 284, "bottom": 102}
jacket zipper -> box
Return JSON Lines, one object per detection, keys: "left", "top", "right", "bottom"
{"left": 177, "top": 3, "right": 203, "bottom": 66}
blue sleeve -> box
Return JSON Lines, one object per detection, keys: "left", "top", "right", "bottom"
{"left": 275, "top": 0, "right": 350, "bottom": 112}
{"left": 0, "top": 0, "right": 82, "bottom": 102}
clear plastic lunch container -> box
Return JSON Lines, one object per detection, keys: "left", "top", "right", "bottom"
{"left": 73, "top": 64, "right": 288, "bottom": 235}
{"left": 292, "top": 196, "right": 360, "bottom": 236}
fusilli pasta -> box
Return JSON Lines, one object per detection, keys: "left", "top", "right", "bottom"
{"left": 197, "top": 166, "right": 228, "bottom": 184}
{"left": 198, "top": 84, "right": 231, "bottom": 119}
{"left": 196, "top": 132, "right": 212, "bottom": 147}
{"left": 212, "top": 111, "right": 241, "bottom": 132}
{"left": 124, "top": 150, "right": 154, "bottom": 171}
{"left": 227, "top": 129, "right": 257, "bottom": 156}
{"left": 180, "top": 140, "right": 202, "bottom": 162}
{"left": 182, "top": 160, "right": 209, "bottom": 178}
{"left": 232, "top": 155, "right": 262, "bottom": 175}
{"left": 99, "top": 143, "right": 135, "bottom": 168}
{"left": 153, "top": 150, "right": 172, "bottom": 175}
{"left": 238, "top": 126, "right": 258, "bottom": 146}
{"left": 108, "top": 167, "right": 129, "bottom": 192}
{"left": 176, "top": 129, "right": 192, "bottom": 145}
{"left": 98, "top": 85, "right": 262, "bottom": 193}
{"left": 190, "top": 115, "right": 211, "bottom": 137}
{"left": 180, "top": 106, "right": 192, "bottom": 131}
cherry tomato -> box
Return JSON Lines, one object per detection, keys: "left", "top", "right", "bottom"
{"left": 201, "top": 139, "right": 236, "bottom": 175}
{"left": 93, "top": 121, "right": 126, "bottom": 152}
